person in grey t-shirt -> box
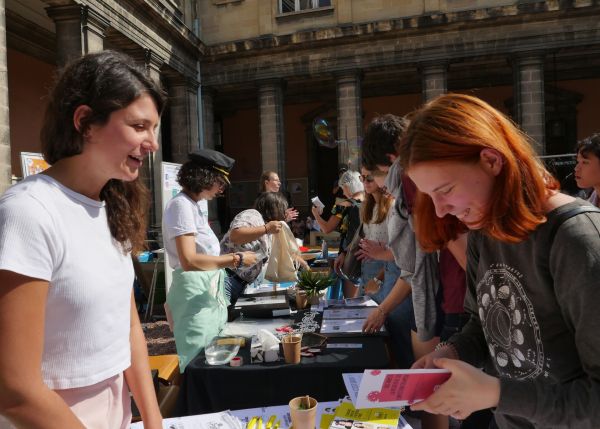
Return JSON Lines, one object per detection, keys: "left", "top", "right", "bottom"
{"left": 402, "top": 94, "right": 600, "bottom": 429}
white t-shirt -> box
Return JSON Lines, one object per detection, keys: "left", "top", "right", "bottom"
{"left": 163, "top": 192, "right": 220, "bottom": 269}
{"left": 363, "top": 204, "right": 391, "bottom": 244}
{"left": 0, "top": 174, "right": 133, "bottom": 389}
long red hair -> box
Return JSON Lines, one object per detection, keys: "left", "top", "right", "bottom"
{"left": 398, "top": 93, "right": 559, "bottom": 251}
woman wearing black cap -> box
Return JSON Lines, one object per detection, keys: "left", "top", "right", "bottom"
{"left": 162, "top": 149, "right": 258, "bottom": 370}
{"left": 162, "top": 150, "right": 258, "bottom": 277}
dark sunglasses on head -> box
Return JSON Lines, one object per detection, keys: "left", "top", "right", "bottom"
{"left": 359, "top": 174, "right": 374, "bottom": 183}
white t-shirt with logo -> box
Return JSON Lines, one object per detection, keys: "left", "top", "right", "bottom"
{"left": 0, "top": 174, "right": 133, "bottom": 389}
{"left": 163, "top": 192, "right": 220, "bottom": 269}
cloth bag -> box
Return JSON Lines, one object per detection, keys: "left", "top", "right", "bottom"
{"left": 265, "top": 221, "right": 300, "bottom": 282}
{"left": 340, "top": 223, "right": 364, "bottom": 284}
{"left": 166, "top": 268, "right": 228, "bottom": 371}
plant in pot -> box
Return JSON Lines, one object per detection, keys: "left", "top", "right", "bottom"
{"left": 295, "top": 270, "right": 336, "bottom": 309}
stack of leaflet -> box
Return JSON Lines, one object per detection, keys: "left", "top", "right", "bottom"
{"left": 235, "top": 284, "right": 292, "bottom": 318}
{"left": 291, "top": 306, "right": 387, "bottom": 336}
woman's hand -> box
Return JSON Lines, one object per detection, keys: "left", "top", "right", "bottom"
{"left": 295, "top": 255, "right": 310, "bottom": 271}
{"left": 356, "top": 239, "right": 389, "bottom": 261}
{"left": 412, "top": 344, "right": 458, "bottom": 369}
{"left": 265, "top": 221, "right": 283, "bottom": 235}
{"left": 363, "top": 278, "right": 381, "bottom": 296}
{"left": 362, "top": 307, "right": 386, "bottom": 333}
{"left": 311, "top": 205, "right": 322, "bottom": 219}
{"left": 240, "top": 251, "right": 258, "bottom": 267}
{"left": 333, "top": 252, "right": 345, "bottom": 274}
{"left": 410, "top": 358, "right": 500, "bottom": 421}
{"left": 285, "top": 208, "right": 299, "bottom": 222}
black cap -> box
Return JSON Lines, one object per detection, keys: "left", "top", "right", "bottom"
{"left": 188, "top": 149, "right": 235, "bottom": 184}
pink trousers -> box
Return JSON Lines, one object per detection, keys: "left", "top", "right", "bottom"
{"left": 55, "top": 373, "right": 132, "bottom": 429}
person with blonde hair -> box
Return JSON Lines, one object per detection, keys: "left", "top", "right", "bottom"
{"left": 259, "top": 170, "right": 298, "bottom": 222}
{"left": 401, "top": 93, "right": 600, "bottom": 428}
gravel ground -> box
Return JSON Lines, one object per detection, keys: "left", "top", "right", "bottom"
{"left": 142, "top": 320, "right": 176, "bottom": 356}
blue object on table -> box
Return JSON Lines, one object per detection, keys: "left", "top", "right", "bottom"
{"left": 326, "top": 276, "right": 344, "bottom": 300}
{"left": 137, "top": 251, "right": 153, "bottom": 263}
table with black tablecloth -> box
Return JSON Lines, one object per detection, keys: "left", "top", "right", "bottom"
{"left": 174, "top": 333, "right": 390, "bottom": 416}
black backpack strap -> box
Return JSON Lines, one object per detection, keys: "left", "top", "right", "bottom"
{"left": 547, "top": 205, "right": 600, "bottom": 245}
{"left": 540, "top": 205, "right": 600, "bottom": 276}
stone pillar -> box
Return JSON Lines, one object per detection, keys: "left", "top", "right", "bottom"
{"left": 119, "top": 48, "right": 165, "bottom": 229}
{"left": 144, "top": 50, "right": 164, "bottom": 228}
{"left": 46, "top": 4, "right": 109, "bottom": 68}
{"left": 512, "top": 53, "right": 546, "bottom": 154}
{"left": 420, "top": 61, "right": 448, "bottom": 102}
{"left": 200, "top": 87, "right": 220, "bottom": 232}
{"left": 258, "top": 79, "right": 286, "bottom": 183}
{"left": 166, "top": 72, "right": 200, "bottom": 163}
{"left": 202, "top": 87, "right": 215, "bottom": 150}
{"left": 336, "top": 71, "right": 362, "bottom": 170}
{"left": 0, "top": 0, "right": 10, "bottom": 194}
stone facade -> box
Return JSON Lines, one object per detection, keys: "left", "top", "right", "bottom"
{"left": 200, "top": 1, "right": 600, "bottom": 163}
{"left": 2, "top": 0, "right": 205, "bottom": 228}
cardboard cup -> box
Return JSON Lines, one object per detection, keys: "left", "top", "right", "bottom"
{"left": 282, "top": 334, "right": 302, "bottom": 364}
{"left": 289, "top": 396, "right": 318, "bottom": 429}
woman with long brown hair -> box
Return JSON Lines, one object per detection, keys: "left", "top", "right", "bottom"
{"left": 401, "top": 93, "right": 600, "bottom": 428}
{"left": 0, "top": 51, "right": 165, "bottom": 428}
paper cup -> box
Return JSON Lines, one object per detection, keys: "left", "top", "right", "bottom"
{"left": 282, "top": 334, "right": 302, "bottom": 364}
{"left": 289, "top": 396, "right": 318, "bottom": 429}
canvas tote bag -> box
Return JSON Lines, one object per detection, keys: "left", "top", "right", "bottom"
{"left": 265, "top": 221, "right": 300, "bottom": 282}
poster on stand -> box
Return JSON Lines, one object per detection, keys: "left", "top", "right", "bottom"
{"left": 20, "top": 152, "right": 50, "bottom": 178}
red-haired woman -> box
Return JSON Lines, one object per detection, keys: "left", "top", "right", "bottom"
{"left": 400, "top": 93, "right": 600, "bottom": 429}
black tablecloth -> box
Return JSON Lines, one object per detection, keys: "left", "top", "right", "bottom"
{"left": 174, "top": 336, "right": 390, "bottom": 416}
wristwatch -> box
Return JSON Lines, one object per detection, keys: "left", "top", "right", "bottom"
{"left": 372, "top": 277, "right": 383, "bottom": 287}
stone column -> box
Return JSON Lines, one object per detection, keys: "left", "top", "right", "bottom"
{"left": 144, "top": 50, "right": 164, "bottom": 228}
{"left": 202, "top": 87, "right": 215, "bottom": 150}
{"left": 201, "top": 87, "right": 220, "bottom": 233}
{"left": 0, "top": 0, "right": 10, "bottom": 194}
{"left": 512, "top": 53, "right": 546, "bottom": 154}
{"left": 46, "top": 4, "right": 109, "bottom": 68}
{"left": 258, "top": 79, "right": 286, "bottom": 183}
{"left": 336, "top": 71, "right": 362, "bottom": 170}
{"left": 165, "top": 72, "right": 200, "bottom": 164}
{"left": 420, "top": 61, "right": 448, "bottom": 102}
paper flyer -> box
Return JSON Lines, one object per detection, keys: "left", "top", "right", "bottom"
{"left": 130, "top": 411, "right": 242, "bottom": 429}
{"left": 325, "top": 402, "right": 401, "bottom": 429}
{"left": 342, "top": 372, "right": 363, "bottom": 404}
{"left": 355, "top": 369, "right": 451, "bottom": 409}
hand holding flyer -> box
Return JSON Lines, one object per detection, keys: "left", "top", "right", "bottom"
{"left": 311, "top": 196, "right": 325, "bottom": 214}
{"left": 355, "top": 369, "right": 451, "bottom": 408}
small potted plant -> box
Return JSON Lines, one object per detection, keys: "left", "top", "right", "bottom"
{"left": 295, "top": 270, "right": 336, "bottom": 309}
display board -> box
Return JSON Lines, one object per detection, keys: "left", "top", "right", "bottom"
{"left": 20, "top": 152, "right": 50, "bottom": 178}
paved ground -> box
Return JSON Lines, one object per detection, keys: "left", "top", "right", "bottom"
{"left": 142, "top": 320, "right": 176, "bottom": 356}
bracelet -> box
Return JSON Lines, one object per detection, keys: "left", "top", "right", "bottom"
{"left": 435, "top": 341, "right": 459, "bottom": 359}
{"left": 235, "top": 252, "right": 244, "bottom": 268}
{"left": 372, "top": 277, "right": 383, "bottom": 287}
